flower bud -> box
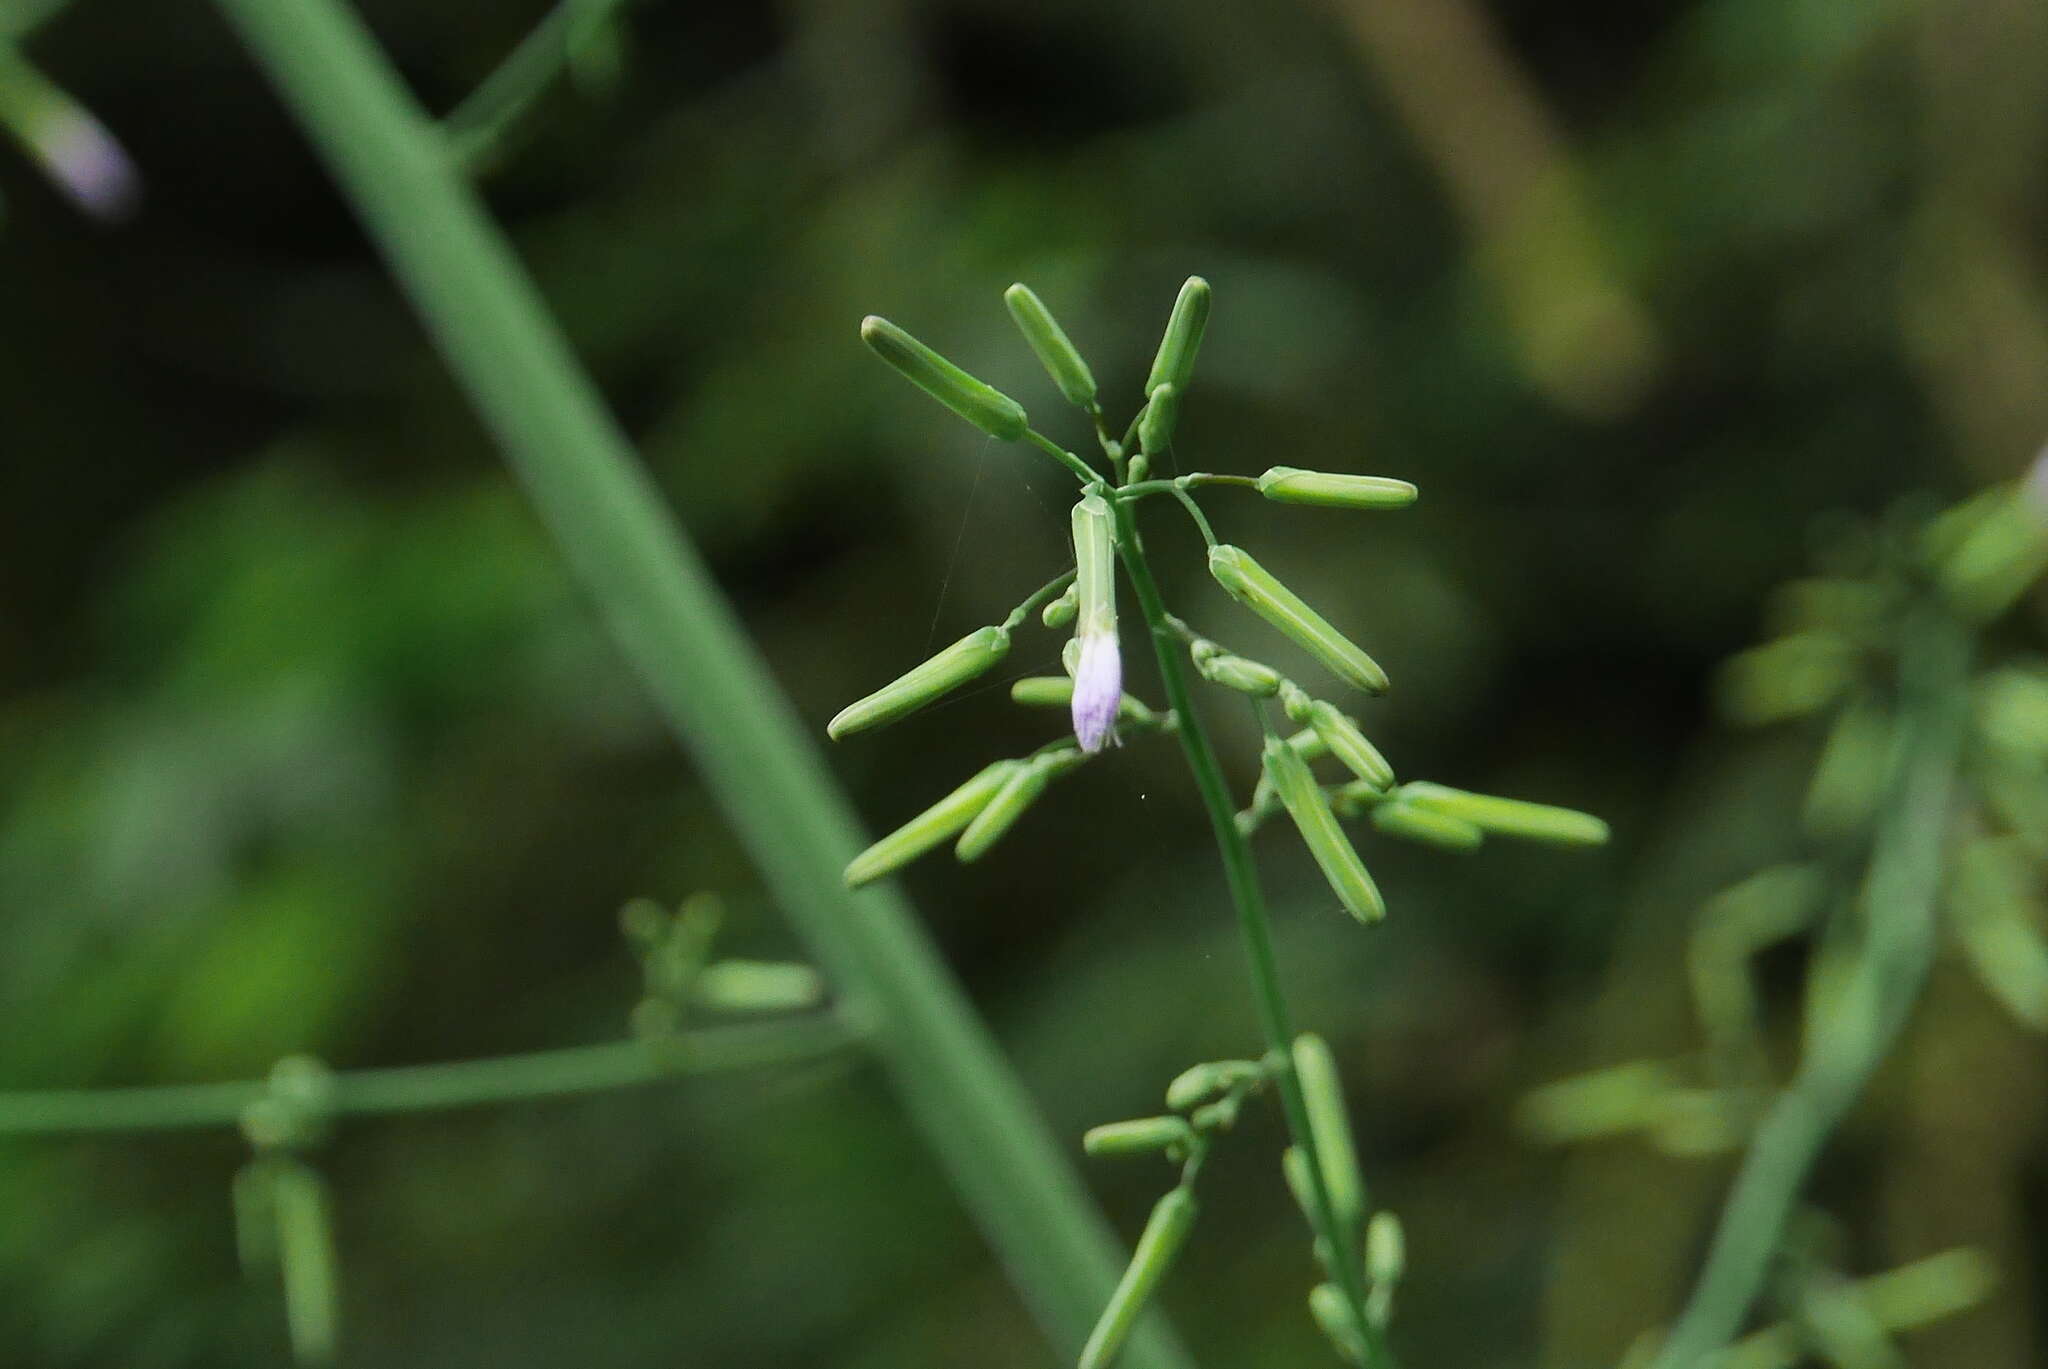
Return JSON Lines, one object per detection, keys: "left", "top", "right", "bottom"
{"left": 1041, "top": 583, "right": 1078, "bottom": 628}
{"left": 860, "top": 315, "right": 1028, "bottom": 440}
{"left": 1164, "top": 1059, "right": 1265, "bottom": 1112}
{"left": 691, "top": 960, "right": 825, "bottom": 1013}
{"left": 1293, "top": 1033, "right": 1365, "bottom": 1234}
{"left": 1309, "top": 1284, "right": 1369, "bottom": 1363}
{"left": 1145, "top": 275, "right": 1211, "bottom": 397}
{"left": 827, "top": 625, "right": 1010, "bottom": 740}
{"left": 1395, "top": 781, "right": 1609, "bottom": 846}
{"left": 1302, "top": 701, "right": 1395, "bottom": 790}
{"left": 1083, "top": 1115, "right": 1195, "bottom": 1157}
{"left": 1257, "top": 467, "right": 1418, "bottom": 510}
{"left": 1366, "top": 1211, "right": 1405, "bottom": 1289}
{"left": 844, "top": 760, "right": 1025, "bottom": 886}
{"left": 1139, "top": 382, "right": 1180, "bottom": 455}
{"left": 1210, "top": 545, "right": 1389, "bottom": 695}
{"left": 1071, "top": 494, "right": 1123, "bottom": 753}
{"left": 1263, "top": 735, "right": 1386, "bottom": 923}
{"left": 1194, "top": 646, "right": 1283, "bottom": 696}
{"left": 1002, "top": 283, "right": 1097, "bottom": 406}
{"left": 1370, "top": 799, "right": 1483, "bottom": 852}
{"left": 1078, "top": 1188, "right": 1199, "bottom": 1369}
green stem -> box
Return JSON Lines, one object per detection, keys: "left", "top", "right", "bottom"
{"left": 1646, "top": 609, "right": 1970, "bottom": 1369}
{"left": 1026, "top": 428, "right": 1106, "bottom": 485}
{"left": 1109, "top": 495, "right": 1395, "bottom": 1369}
{"left": 0, "top": 1016, "right": 855, "bottom": 1137}
{"left": 1001, "top": 567, "right": 1079, "bottom": 633}
{"left": 206, "top": 5, "right": 1196, "bottom": 1365}
{"left": 1116, "top": 475, "right": 1258, "bottom": 500}
{"left": 443, "top": 0, "right": 636, "bottom": 171}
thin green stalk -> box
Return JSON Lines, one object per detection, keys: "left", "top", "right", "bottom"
{"left": 1646, "top": 611, "right": 1970, "bottom": 1369}
{"left": 1109, "top": 495, "right": 1395, "bottom": 1369}
{"left": 0, "top": 1016, "right": 856, "bottom": 1137}
{"left": 206, "top": 5, "right": 1196, "bottom": 1365}
{"left": 443, "top": 0, "right": 636, "bottom": 170}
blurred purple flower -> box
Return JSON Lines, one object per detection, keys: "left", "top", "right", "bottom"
{"left": 31, "top": 107, "right": 140, "bottom": 221}
{"left": 1070, "top": 627, "right": 1121, "bottom": 754}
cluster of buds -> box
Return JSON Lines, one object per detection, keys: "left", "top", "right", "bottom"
{"left": 832, "top": 277, "right": 1607, "bottom": 919}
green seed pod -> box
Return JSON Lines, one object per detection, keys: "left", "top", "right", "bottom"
{"left": 860, "top": 315, "right": 1028, "bottom": 441}
{"left": 1395, "top": 781, "right": 1609, "bottom": 847}
{"left": 1145, "top": 276, "right": 1211, "bottom": 397}
{"left": 1210, "top": 545, "right": 1390, "bottom": 695}
{"left": 1250, "top": 727, "right": 1328, "bottom": 814}
{"left": 1309, "top": 1284, "right": 1370, "bottom": 1365}
{"left": 828, "top": 625, "right": 1011, "bottom": 740}
{"left": 1365, "top": 1211, "right": 1405, "bottom": 1289}
{"left": 1716, "top": 632, "right": 1856, "bottom": 726}
{"left": 1281, "top": 1146, "right": 1316, "bottom": 1221}
{"left": 1293, "top": 1033, "right": 1366, "bottom": 1234}
{"left": 1165, "top": 1059, "right": 1265, "bottom": 1112}
{"left": 691, "top": 960, "right": 825, "bottom": 1013}
{"left": 1002, "top": 283, "right": 1096, "bottom": 406}
{"left": 1257, "top": 467, "right": 1418, "bottom": 511}
{"left": 1127, "top": 452, "right": 1151, "bottom": 482}
{"left": 1195, "top": 649, "right": 1283, "bottom": 696}
{"left": 1264, "top": 735, "right": 1387, "bottom": 923}
{"left": 1078, "top": 1188, "right": 1200, "bottom": 1369}
{"left": 272, "top": 1159, "right": 341, "bottom": 1366}
{"left": 1139, "top": 382, "right": 1180, "bottom": 455}
{"left": 845, "top": 760, "right": 1024, "bottom": 887}
{"left": 1041, "top": 583, "right": 1079, "bottom": 629}
{"left": 1516, "top": 1059, "right": 1677, "bottom": 1145}
{"left": 956, "top": 752, "right": 1080, "bottom": 861}
{"left": 1303, "top": 701, "right": 1395, "bottom": 790}
{"left": 1083, "top": 1115, "right": 1196, "bottom": 1158}
{"left": 1370, "top": 800, "right": 1482, "bottom": 852}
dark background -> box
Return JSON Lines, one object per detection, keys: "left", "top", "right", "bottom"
{"left": 3, "top": 0, "right": 2045, "bottom": 1364}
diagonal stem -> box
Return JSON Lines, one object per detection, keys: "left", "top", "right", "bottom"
{"left": 1108, "top": 494, "right": 1397, "bottom": 1369}
{"left": 1646, "top": 608, "right": 1970, "bottom": 1368}
{"left": 204, "top": 3, "right": 1197, "bottom": 1365}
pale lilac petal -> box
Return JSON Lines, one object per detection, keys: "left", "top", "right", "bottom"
{"left": 1071, "top": 630, "right": 1122, "bottom": 754}
{"left": 32, "top": 108, "right": 140, "bottom": 221}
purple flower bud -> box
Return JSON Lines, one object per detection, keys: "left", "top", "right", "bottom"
{"left": 1070, "top": 626, "right": 1122, "bottom": 753}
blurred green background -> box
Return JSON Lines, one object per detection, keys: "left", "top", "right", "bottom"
{"left": 3, "top": 0, "right": 2046, "bottom": 1364}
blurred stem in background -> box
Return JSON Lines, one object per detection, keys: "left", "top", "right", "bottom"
{"left": 1320, "top": 0, "right": 1659, "bottom": 420}
{"left": 205, "top": 1, "right": 1195, "bottom": 1365}
{"left": 1644, "top": 611, "right": 1970, "bottom": 1368}
{"left": 442, "top": 0, "right": 639, "bottom": 172}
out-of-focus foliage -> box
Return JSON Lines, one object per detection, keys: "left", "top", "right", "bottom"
{"left": 2, "top": 0, "right": 2046, "bottom": 1365}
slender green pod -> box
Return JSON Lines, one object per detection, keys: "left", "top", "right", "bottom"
{"left": 1257, "top": 467, "right": 1418, "bottom": 511}
{"left": 1010, "top": 676, "right": 1154, "bottom": 723}
{"left": 1365, "top": 1211, "right": 1405, "bottom": 1289}
{"left": 1083, "top": 1116, "right": 1196, "bottom": 1158}
{"left": 860, "top": 315, "right": 1028, "bottom": 440}
{"left": 1145, "top": 276, "right": 1211, "bottom": 397}
{"left": 1209, "top": 546, "right": 1390, "bottom": 695}
{"left": 1078, "top": 1188, "right": 1200, "bottom": 1369}
{"left": 1003, "top": 283, "right": 1097, "bottom": 406}
{"left": 1395, "top": 781, "right": 1609, "bottom": 846}
{"left": 1250, "top": 727, "right": 1329, "bottom": 815}
{"left": 956, "top": 752, "right": 1082, "bottom": 861}
{"left": 1263, "top": 735, "right": 1387, "bottom": 923}
{"left": 844, "top": 760, "right": 1024, "bottom": 886}
{"left": 1803, "top": 698, "right": 1894, "bottom": 838}
{"left": 272, "top": 1159, "right": 341, "bottom": 1366}
{"left": 1309, "top": 1284, "right": 1369, "bottom": 1365}
{"left": 1300, "top": 699, "right": 1395, "bottom": 790}
{"left": 1370, "top": 800, "right": 1483, "bottom": 852}
{"left": 1292, "top": 1033, "right": 1366, "bottom": 1234}
{"left": 691, "top": 960, "right": 825, "bottom": 1013}
{"left": 1139, "top": 383, "right": 1180, "bottom": 455}
{"left": 827, "top": 625, "right": 1010, "bottom": 740}
{"left": 1191, "top": 639, "right": 1283, "bottom": 696}
{"left": 1164, "top": 1059, "right": 1265, "bottom": 1113}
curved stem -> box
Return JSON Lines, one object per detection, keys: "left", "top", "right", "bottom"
{"left": 0, "top": 1014, "right": 857, "bottom": 1137}
{"left": 1646, "top": 608, "right": 1970, "bottom": 1368}
{"left": 1109, "top": 494, "right": 1396, "bottom": 1369}
{"left": 1001, "top": 567, "right": 1078, "bottom": 633}
{"left": 1024, "top": 428, "right": 1105, "bottom": 485}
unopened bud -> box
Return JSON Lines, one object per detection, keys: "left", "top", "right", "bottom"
{"left": 1210, "top": 545, "right": 1389, "bottom": 695}
{"left": 1264, "top": 735, "right": 1386, "bottom": 923}
{"left": 1395, "top": 781, "right": 1608, "bottom": 847}
{"left": 1002, "top": 283, "right": 1097, "bottom": 406}
{"left": 860, "top": 315, "right": 1028, "bottom": 440}
{"left": 1145, "top": 276, "right": 1211, "bottom": 398}
{"left": 828, "top": 625, "right": 1010, "bottom": 740}
{"left": 845, "top": 760, "right": 1025, "bottom": 886}
{"left": 1257, "top": 467, "right": 1417, "bottom": 511}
